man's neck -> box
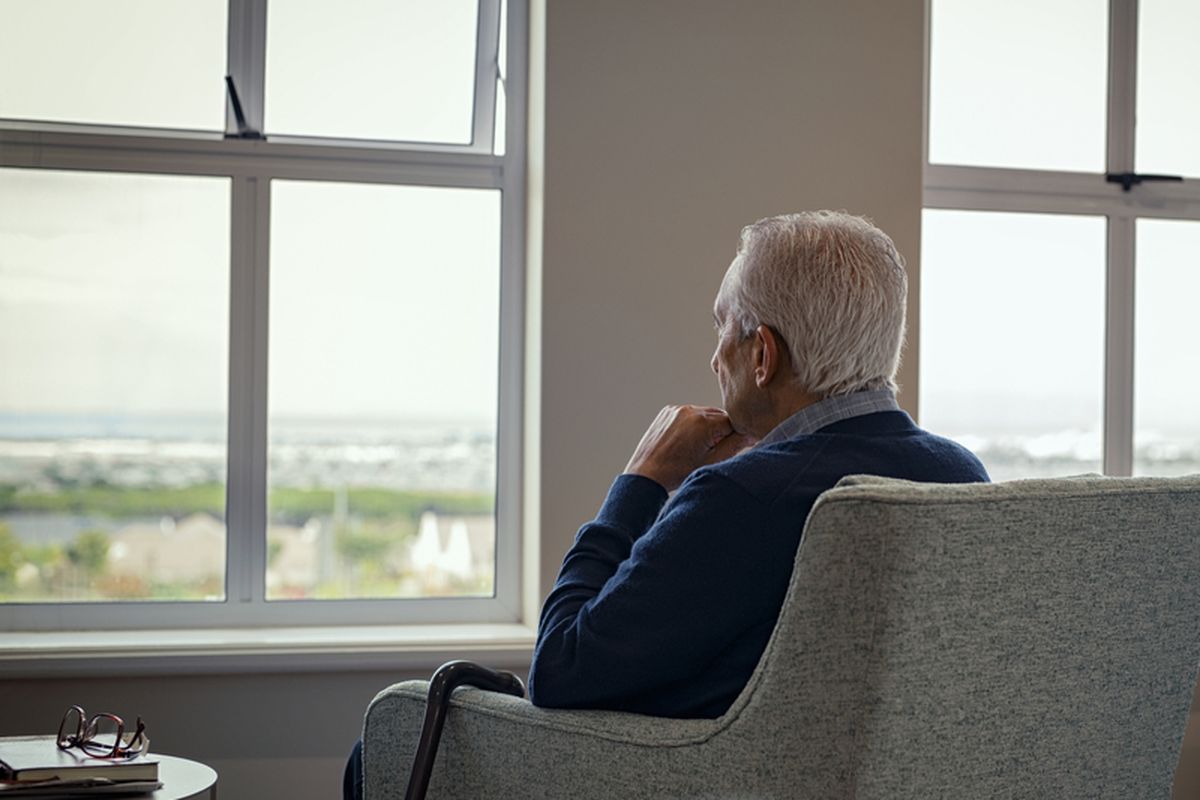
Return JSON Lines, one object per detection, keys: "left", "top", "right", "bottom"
{"left": 748, "top": 387, "right": 822, "bottom": 440}
{"left": 755, "top": 388, "right": 902, "bottom": 446}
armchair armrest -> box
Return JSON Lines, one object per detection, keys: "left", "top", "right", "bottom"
{"left": 363, "top": 679, "right": 731, "bottom": 800}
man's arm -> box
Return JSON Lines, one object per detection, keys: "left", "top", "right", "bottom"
{"left": 529, "top": 468, "right": 781, "bottom": 711}
{"left": 528, "top": 406, "right": 768, "bottom": 712}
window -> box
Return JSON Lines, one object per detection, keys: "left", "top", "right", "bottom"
{"left": 922, "top": 0, "right": 1200, "bottom": 480}
{"left": 0, "top": 0, "right": 527, "bottom": 629}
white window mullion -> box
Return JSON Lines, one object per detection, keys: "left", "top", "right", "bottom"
{"left": 1102, "top": 0, "right": 1139, "bottom": 476}
{"left": 226, "top": 0, "right": 268, "bottom": 138}
{"left": 225, "top": 175, "right": 270, "bottom": 605}
{"left": 225, "top": 0, "right": 270, "bottom": 609}
{"left": 1106, "top": 0, "right": 1139, "bottom": 175}
{"left": 249, "top": 177, "right": 271, "bottom": 608}
{"left": 470, "top": 0, "right": 503, "bottom": 153}
{"left": 494, "top": 0, "right": 529, "bottom": 619}
{"left": 925, "top": 163, "right": 1200, "bottom": 220}
{"left": 1104, "top": 216, "right": 1136, "bottom": 476}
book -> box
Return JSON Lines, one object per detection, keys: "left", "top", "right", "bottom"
{"left": 0, "top": 779, "right": 164, "bottom": 797}
{"left": 0, "top": 736, "right": 158, "bottom": 784}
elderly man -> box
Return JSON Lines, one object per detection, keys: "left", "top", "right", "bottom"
{"left": 528, "top": 211, "right": 989, "bottom": 719}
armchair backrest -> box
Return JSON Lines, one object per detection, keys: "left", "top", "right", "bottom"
{"left": 727, "top": 475, "right": 1200, "bottom": 798}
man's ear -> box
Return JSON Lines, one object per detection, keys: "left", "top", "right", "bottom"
{"left": 753, "top": 324, "right": 783, "bottom": 388}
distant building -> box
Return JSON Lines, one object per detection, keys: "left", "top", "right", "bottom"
{"left": 408, "top": 511, "right": 494, "bottom": 584}
{"left": 103, "top": 509, "right": 495, "bottom": 597}
{"left": 108, "top": 513, "right": 224, "bottom": 585}
{"left": 266, "top": 520, "right": 319, "bottom": 594}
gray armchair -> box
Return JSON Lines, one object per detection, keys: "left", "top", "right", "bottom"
{"left": 362, "top": 474, "right": 1200, "bottom": 798}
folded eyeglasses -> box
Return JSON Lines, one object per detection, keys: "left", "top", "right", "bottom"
{"left": 56, "top": 705, "right": 149, "bottom": 760}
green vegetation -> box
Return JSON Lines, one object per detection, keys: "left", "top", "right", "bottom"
{"left": 0, "top": 526, "right": 117, "bottom": 601}
{"left": 267, "top": 538, "right": 284, "bottom": 565}
{"left": 1, "top": 483, "right": 223, "bottom": 517}
{"left": 0, "top": 523, "right": 20, "bottom": 589}
{"left": 65, "top": 529, "right": 110, "bottom": 573}
{"left": 335, "top": 523, "right": 399, "bottom": 564}
{"left": 268, "top": 486, "right": 492, "bottom": 524}
{"left": 0, "top": 482, "right": 492, "bottom": 520}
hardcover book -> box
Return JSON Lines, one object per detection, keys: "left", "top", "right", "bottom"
{"left": 0, "top": 736, "right": 159, "bottom": 784}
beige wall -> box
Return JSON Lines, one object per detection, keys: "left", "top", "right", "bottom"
{"left": 537, "top": 0, "right": 925, "bottom": 597}
{"left": 0, "top": 670, "right": 403, "bottom": 800}
{"left": 6, "top": 2, "right": 1196, "bottom": 799}
{"left": 1179, "top": 711, "right": 1200, "bottom": 799}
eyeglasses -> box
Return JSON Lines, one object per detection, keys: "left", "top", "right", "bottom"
{"left": 56, "top": 706, "right": 149, "bottom": 760}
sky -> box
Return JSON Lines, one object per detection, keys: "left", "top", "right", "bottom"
{"left": 0, "top": 0, "right": 1196, "bottom": 440}
{"left": 0, "top": 0, "right": 498, "bottom": 424}
{"left": 928, "top": 0, "right": 1108, "bottom": 172}
{"left": 0, "top": 168, "right": 501, "bottom": 423}
{"left": 0, "top": 169, "right": 231, "bottom": 417}
{"left": 920, "top": 209, "right": 1107, "bottom": 436}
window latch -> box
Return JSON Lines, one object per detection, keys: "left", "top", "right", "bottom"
{"left": 1105, "top": 172, "right": 1183, "bottom": 192}
{"left": 224, "top": 75, "right": 265, "bottom": 140}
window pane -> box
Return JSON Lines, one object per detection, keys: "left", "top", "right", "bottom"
{"left": 0, "top": 0, "right": 227, "bottom": 130}
{"left": 928, "top": 0, "right": 1107, "bottom": 172}
{"left": 1134, "top": 220, "right": 1200, "bottom": 475}
{"left": 265, "top": 0, "right": 479, "bottom": 143}
{"left": 920, "top": 210, "right": 1105, "bottom": 480}
{"left": 1137, "top": 0, "right": 1200, "bottom": 177}
{"left": 268, "top": 181, "right": 500, "bottom": 600}
{"left": 0, "top": 169, "right": 230, "bottom": 603}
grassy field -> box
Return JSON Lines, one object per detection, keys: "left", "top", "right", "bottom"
{"left": 0, "top": 482, "right": 493, "bottom": 520}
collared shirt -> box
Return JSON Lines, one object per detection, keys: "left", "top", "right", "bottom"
{"left": 757, "top": 388, "right": 901, "bottom": 446}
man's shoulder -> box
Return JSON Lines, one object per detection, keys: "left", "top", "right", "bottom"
{"left": 696, "top": 436, "right": 836, "bottom": 506}
{"left": 698, "top": 414, "right": 990, "bottom": 503}
{"left": 809, "top": 411, "right": 987, "bottom": 472}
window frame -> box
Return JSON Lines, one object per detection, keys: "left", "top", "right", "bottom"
{"left": 921, "top": 0, "right": 1200, "bottom": 477}
{"left": 0, "top": 0, "right": 529, "bottom": 631}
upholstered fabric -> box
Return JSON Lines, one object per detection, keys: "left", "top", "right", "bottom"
{"left": 362, "top": 475, "right": 1200, "bottom": 799}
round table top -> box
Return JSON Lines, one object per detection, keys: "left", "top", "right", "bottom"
{"left": 144, "top": 754, "right": 218, "bottom": 800}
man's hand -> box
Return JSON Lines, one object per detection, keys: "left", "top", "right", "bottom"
{"left": 624, "top": 405, "right": 756, "bottom": 492}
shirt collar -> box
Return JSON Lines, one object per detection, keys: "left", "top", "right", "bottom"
{"left": 757, "top": 389, "right": 901, "bottom": 446}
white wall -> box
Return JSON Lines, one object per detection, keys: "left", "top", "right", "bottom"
{"left": 4, "top": 2, "right": 1196, "bottom": 798}
{"left": 536, "top": 0, "right": 925, "bottom": 597}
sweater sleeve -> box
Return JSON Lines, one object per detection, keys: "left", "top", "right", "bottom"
{"left": 528, "top": 468, "right": 774, "bottom": 711}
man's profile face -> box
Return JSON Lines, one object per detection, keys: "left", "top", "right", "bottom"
{"left": 711, "top": 294, "right": 756, "bottom": 434}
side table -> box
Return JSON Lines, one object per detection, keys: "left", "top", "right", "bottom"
{"left": 146, "top": 754, "right": 218, "bottom": 800}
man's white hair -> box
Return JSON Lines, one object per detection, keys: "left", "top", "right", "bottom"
{"left": 717, "top": 210, "right": 907, "bottom": 397}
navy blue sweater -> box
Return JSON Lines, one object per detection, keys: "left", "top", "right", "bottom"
{"left": 528, "top": 410, "right": 990, "bottom": 718}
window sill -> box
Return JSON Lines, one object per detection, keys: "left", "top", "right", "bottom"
{"left": 0, "top": 623, "right": 537, "bottom": 679}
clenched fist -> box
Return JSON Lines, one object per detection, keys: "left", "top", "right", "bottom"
{"left": 624, "top": 405, "right": 756, "bottom": 492}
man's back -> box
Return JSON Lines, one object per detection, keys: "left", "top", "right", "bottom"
{"left": 529, "top": 410, "right": 988, "bottom": 719}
